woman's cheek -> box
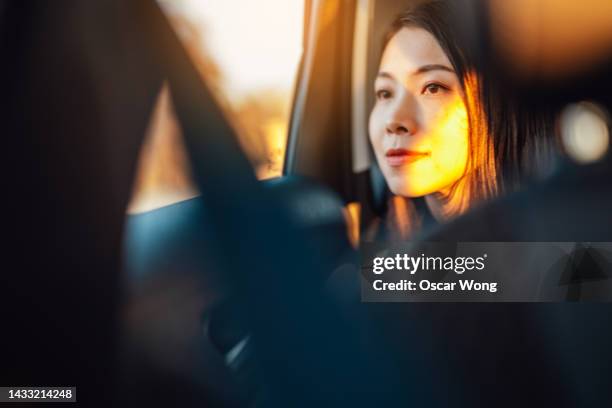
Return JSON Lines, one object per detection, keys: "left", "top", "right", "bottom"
{"left": 368, "top": 108, "right": 385, "bottom": 159}
{"left": 429, "top": 99, "right": 470, "bottom": 186}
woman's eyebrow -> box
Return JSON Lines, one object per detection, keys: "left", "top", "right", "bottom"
{"left": 376, "top": 64, "right": 455, "bottom": 80}
{"left": 412, "top": 64, "right": 455, "bottom": 75}
{"left": 376, "top": 71, "right": 394, "bottom": 80}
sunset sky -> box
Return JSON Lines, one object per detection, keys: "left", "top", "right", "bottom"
{"left": 160, "top": 0, "right": 305, "bottom": 100}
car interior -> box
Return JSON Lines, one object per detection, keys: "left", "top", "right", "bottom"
{"left": 5, "top": 0, "right": 612, "bottom": 406}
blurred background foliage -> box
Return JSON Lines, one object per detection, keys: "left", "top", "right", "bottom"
{"left": 129, "top": 0, "right": 302, "bottom": 213}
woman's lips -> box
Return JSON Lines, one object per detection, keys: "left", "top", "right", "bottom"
{"left": 385, "top": 148, "right": 430, "bottom": 167}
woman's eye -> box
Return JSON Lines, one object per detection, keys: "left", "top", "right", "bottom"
{"left": 376, "top": 89, "right": 393, "bottom": 100}
{"left": 422, "top": 83, "right": 448, "bottom": 95}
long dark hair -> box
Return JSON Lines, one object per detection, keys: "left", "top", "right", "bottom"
{"left": 376, "top": 1, "right": 559, "bottom": 238}
{"left": 383, "top": 0, "right": 556, "bottom": 215}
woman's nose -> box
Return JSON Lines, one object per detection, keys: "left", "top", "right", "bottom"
{"left": 386, "top": 121, "right": 411, "bottom": 136}
{"left": 386, "top": 96, "right": 417, "bottom": 136}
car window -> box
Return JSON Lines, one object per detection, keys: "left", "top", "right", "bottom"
{"left": 128, "top": 0, "right": 304, "bottom": 213}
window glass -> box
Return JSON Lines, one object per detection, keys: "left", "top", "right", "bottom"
{"left": 128, "top": 0, "right": 304, "bottom": 213}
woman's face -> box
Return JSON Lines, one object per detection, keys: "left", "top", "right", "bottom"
{"left": 369, "top": 27, "right": 469, "bottom": 197}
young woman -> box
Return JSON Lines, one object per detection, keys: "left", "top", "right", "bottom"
{"left": 368, "top": 1, "right": 558, "bottom": 239}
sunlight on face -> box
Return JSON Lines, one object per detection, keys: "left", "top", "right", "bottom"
{"left": 369, "top": 27, "right": 469, "bottom": 197}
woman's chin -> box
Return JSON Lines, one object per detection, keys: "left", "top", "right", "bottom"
{"left": 388, "top": 183, "right": 432, "bottom": 198}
